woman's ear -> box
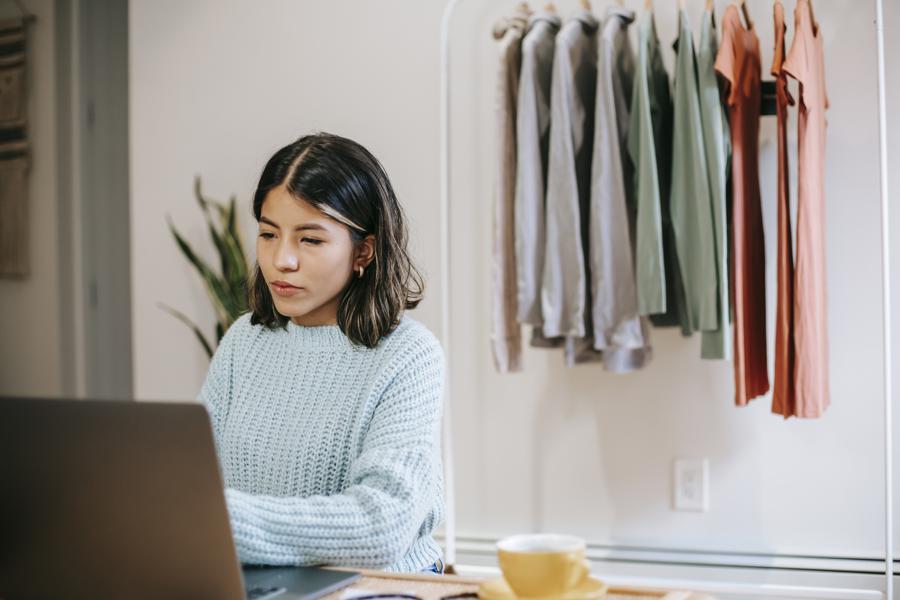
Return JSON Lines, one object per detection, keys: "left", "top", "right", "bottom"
{"left": 354, "top": 234, "right": 376, "bottom": 270}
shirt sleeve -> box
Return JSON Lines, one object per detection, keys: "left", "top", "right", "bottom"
{"left": 589, "top": 37, "right": 643, "bottom": 346}
{"left": 542, "top": 41, "right": 587, "bottom": 338}
{"left": 713, "top": 11, "right": 737, "bottom": 106}
{"left": 629, "top": 29, "right": 667, "bottom": 317}
{"left": 515, "top": 34, "right": 543, "bottom": 326}
{"left": 223, "top": 336, "right": 445, "bottom": 569}
{"left": 781, "top": 5, "right": 808, "bottom": 84}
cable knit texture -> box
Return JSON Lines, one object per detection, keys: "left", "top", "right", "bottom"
{"left": 199, "top": 312, "right": 445, "bottom": 572}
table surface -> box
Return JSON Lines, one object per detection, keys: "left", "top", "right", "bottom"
{"left": 321, "top": 569, "right": 715, "bottom": 600}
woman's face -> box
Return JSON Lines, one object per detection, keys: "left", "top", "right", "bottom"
{"left": 256, "top": 184, "right": 366, "bottom": 326}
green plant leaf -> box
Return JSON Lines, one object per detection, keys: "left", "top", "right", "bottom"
{"left": 225, "top": 195, "right": 248, "bottom": 271}
{"left": 168, "top": 177, "right": 252, "bottom": 357}
{"left": 166, "top": 217, "right": 236, "bottom": 327}
{"left": 158, "top": 302, "right": 215, "bottom": 359}
{"left": 194, "top": 178, "right": 236, "bottom": 288}
{"left": 194, "top": 182, "right": 249, "bottom": 319}
{"left": 220, "top": 195, "right": 249, "bottom": 316}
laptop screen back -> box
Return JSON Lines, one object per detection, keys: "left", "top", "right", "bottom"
{"left": 0, "top": 397, "right": 246, "bottom": 600}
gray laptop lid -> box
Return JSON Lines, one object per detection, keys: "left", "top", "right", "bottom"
{"left": 0, "top": 397, "right": 247, "bottom": 599}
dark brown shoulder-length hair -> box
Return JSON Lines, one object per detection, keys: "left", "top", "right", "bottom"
{"left": 248, "top": 132, "right": 424, "bottom": 347}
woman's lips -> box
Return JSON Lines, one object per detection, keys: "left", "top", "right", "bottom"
{"left": 270, "top": 281, "right": 304, "bottom": 297}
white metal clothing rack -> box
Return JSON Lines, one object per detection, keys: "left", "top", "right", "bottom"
{"left": 438, "top": 0, "right": 893, "bottom": 597}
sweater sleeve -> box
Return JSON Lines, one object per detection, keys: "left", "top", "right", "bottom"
{"left": 198, "top": 316, "right": 242, "bottom": 445}
{"left": 224, "top": 334, "right": 445, "bottom": 569}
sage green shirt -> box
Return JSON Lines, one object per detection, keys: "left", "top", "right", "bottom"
{"left": 697, "top": 8, "right": 733, "bottom": 360}
{"left": 670, "top": 9, "right": 719, "bottom": 335}
{"left": 627, "top": 13, "right": 689, "bottom": 333}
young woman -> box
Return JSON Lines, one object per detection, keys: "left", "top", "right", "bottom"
{"left": 199, "top": 132, "right": 445, "bottom": 574}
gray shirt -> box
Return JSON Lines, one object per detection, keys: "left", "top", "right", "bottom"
{"left": 588, "top": 6, "right": 651, "bottom": 371}
{"left": 541, "top": 9, "right": 599, "bottom": 340}
{"left": 515, "top": 11, "right": 564, "bottom": 350}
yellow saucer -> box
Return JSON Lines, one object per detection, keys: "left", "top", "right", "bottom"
{"left": 478, "top": 576, "right": 608, "bottom": 600}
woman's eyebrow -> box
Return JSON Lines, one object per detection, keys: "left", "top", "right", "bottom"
{"left": 259, "top": 216, "right": 328, "bottom": 232}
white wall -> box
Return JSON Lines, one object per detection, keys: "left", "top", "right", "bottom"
{"left": 0, "top": 0, "right": 63, "bottom": 397}
{"left": 128, "top": 0, "right": 444, "bottom": 402}
{"left": 128, "top": 0, "right": 900, "bottom": 566}
{"left": 450, "top": 0, "right": 899, "bottom": 560}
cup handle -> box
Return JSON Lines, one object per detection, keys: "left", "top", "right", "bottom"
{"left": 568, "top": 558, "right": 591, "bottom": 589}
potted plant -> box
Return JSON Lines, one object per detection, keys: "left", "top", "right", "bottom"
{"left": 160, "top": 177, "right": 249, "bottom": 359}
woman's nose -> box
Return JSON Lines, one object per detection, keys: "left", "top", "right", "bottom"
{"left": 273, "top": 242, "right": 299, "bottom": 271}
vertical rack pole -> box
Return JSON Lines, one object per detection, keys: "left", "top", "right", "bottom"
{"left": 440, "top": 0, "right": 464, "bottom": 570}
{"left": 875, "top": 0, "right": 893, "bottom": 597}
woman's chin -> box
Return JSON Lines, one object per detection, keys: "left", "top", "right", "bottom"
{"left": 273, "top": 300, "right": 307, "bottom": 319}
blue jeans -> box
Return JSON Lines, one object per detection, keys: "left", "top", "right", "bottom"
{"left": 422, "top": 558, "right": 445, "bottom": 574}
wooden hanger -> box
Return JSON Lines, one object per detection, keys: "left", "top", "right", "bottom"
{"left": 678, "top": 0, "right": 686, "bottom": 10}
{"left": 543, "top": 2, "right": 557, "bottom": 12}
{"left": 738, "top": 0, "right": 753, "bottom": 28}
{"left": 580, "top": 0, "right": 592, "bottom": 11}
{"left": 645, "top": 0, "right": 654, "bottom": 12}
{"left": 706, "top": 0, "right": 715, "bottom": 11}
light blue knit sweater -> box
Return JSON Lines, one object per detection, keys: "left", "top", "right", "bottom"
{"left": 198, "top": 312, "right": 445, "bottom": 572}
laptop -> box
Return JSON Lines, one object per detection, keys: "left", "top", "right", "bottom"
{"left": 0, "top": 397, "right": 361, "bottom": 600}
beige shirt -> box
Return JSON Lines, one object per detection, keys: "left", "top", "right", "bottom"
{"left": 491, "top": 8, "right": 529, "bottom": 373}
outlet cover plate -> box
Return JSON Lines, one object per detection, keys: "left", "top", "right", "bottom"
{"left": 673, "top": 458, "right": 709, "bottom": 512}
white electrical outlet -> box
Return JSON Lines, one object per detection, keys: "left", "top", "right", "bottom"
{"left": 673, "top": 458, "right": 709, "bottom": 512}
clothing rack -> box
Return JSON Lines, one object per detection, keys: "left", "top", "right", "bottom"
{"left": 438, "top": 0, "right": 893, "bottom": 597}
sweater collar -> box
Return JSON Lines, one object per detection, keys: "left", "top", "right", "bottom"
{"left": 285, "top": 319, "right": 354, "bottom": 349}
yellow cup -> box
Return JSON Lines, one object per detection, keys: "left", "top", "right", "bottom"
{"left": 497, "top": 534, "right": 590, "bottom": 598}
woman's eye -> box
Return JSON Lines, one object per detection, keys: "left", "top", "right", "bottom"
{"left": 258, "top": 232, "right": 275, "bottom": 240}
{"left": 302, "top": 238, "right": 324, "bottom": 246}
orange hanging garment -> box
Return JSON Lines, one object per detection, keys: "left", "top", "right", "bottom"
{"left": 782, "top": 0, "right": 830, "bottom": 418}
{"left": 771, "top": 1, "right": 796, "bottom": 418}
{"left": 715, "top": 5, "right": 769, "bottom": 407}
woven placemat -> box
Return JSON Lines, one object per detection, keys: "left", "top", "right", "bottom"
{"left": 322, "top": 570, "right": 713, "bottom": 600}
